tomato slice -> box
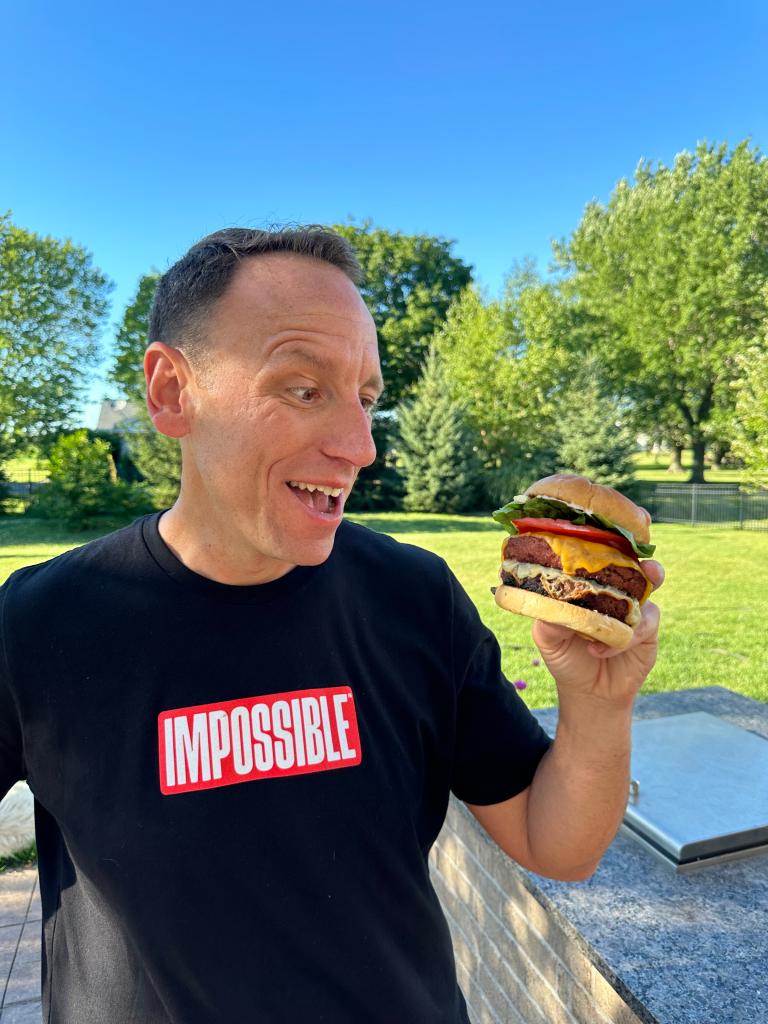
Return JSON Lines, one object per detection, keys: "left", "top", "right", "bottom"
{"left": 513, "top": 518, "right": 639, "bottom": 561}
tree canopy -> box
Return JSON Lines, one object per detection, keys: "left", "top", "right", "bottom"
{"left": 554, "top": 140, "right": 768, "bottom": 482}
{"left": 109, "top": 274, "right": 180, "bottom": 507}
{"left": 433, "top": 277, "right": 578, "bottom": 503}
{"left": 0, "top": 213, "right": 112, "bottom": 455}
{"left": 731, "top": 294, "right": 768, "bottom": 488}
{"left": 332, "top": 221, "right": 473, "bottom": 410}
{"left": 111, "top": 272, "right": 159, "bottom": 402}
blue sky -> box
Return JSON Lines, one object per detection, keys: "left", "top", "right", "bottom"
{"left": 2, "top": 0, "right": 767, "bottom": 427}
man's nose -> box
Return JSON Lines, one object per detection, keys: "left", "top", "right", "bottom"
{"left": 322, "top": 400, "right": 377, "bottom": 469}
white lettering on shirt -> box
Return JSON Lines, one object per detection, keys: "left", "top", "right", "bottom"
{"left": 158, "top": 686, "right": 362, "bottom": 796}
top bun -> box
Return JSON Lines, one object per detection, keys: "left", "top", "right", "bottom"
{"left": 525, "top": 473, "right": 652, "bottom": 544}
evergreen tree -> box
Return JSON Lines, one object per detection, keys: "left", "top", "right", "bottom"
{"left": 396, "top": 345, "right": 482, "bottom": 513}
{"left": 554, "top": 357, "right": 638, "bottom": 495}
{"left": 108, "top": 274, "right": 181, "bottom": 508}
{"left": 124, "top": 425, "right": 181, "bottom": 509}
{"left": 344, "top": 414, "right": 405, "bottom": 512}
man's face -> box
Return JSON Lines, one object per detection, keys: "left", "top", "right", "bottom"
{"left": 178, "top": 254, "right": 382, "bottom": 581}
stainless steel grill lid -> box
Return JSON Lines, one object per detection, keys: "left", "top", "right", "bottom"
{"left": 622, "top": 712, "right": 768, "bottom": 871}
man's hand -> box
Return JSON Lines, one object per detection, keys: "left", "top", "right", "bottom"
{"left": 531, "top": 558, "right": 664, "bottom": 706}
{"left": 468, "top": 559, "right": 665, "bottom": 880}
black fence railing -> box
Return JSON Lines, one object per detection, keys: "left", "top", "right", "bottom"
{"left": 634, "top": 482, "right": 768, "bottom": 531}
{"left": 4, "top": 470, "right": 48, "bottom": 496}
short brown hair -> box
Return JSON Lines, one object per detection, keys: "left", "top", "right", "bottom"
{"left": 148, "top": 226, "right": 363, "bottom": 365}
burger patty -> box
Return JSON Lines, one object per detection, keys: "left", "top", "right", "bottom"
{"left": 503, "top": 535, "right": 647, "bottom": 602}
{"left": 504, "top": 574, "right": 632, "bottom": 622}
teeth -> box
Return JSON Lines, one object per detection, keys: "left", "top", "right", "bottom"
{"left": 288, "top": 481, "right": 342, "bottom": 497}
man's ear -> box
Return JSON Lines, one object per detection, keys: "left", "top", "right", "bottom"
{"left": 144, "top": 342, "right": 194, "bottom": 439}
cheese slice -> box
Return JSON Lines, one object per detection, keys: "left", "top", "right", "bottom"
{"left": 502, "top": 532, "right": 652, "bottom": 604}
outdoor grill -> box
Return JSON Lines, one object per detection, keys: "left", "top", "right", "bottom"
{"left": 621, "top": 711, "right": 768, "bottom": 872}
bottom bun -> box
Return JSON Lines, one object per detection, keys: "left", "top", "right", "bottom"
{"left": 494, "top": 585, "right": 634, "bottom": 649}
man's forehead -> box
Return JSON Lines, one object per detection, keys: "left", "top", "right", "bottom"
{"left": 228, "top": 254, "right": 371, "bottom": 323}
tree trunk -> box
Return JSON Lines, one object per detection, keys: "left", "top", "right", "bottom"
{"left": 668, "top": 445, "right": 684, "bottom": 473}
{"left": 689, "top": 437, "right": 707, "bottom": 483}
{"left": 712, "top": 441, "right": 730, "bottom": 467}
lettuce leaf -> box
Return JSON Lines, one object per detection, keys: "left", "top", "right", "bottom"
{"left": 491, "top": 496, "right": 656, "bottom": 558}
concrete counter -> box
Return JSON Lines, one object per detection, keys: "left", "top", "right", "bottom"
{"left": 431, "top": 686, "right": 768, "bottom": 1024}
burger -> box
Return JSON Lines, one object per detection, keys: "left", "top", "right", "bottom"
{"left": 491, "top": 474, "right": 655, "bottom": 648}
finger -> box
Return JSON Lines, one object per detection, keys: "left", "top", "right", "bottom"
{"left": 640, "top": 559, "right": 665, "bottom": 591}
{"left": 532, "top": 619, "right": 578, "bottom": 651}
{"left": 588, "top": 600, "right": 661, "bottom": 658}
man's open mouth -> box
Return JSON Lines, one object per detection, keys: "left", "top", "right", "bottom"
{"left": 287, "top": 481, "right": 342, "bottom": 515}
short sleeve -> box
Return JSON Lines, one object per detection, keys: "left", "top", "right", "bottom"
{"left": 447, "top": 566, "right": 552, "bottom": 805}
{"left": 0, "top": 579, "right": 26, "bottom": 800}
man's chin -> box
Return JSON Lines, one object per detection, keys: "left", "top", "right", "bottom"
{"left": 294, "top": 535, "right": 338, "bottom": 566}
{"left": 280, "top": 527, "right": 341, "bottom": 568}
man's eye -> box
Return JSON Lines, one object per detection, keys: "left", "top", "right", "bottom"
{"left": 289, "top": 387, "right": 320, "bottom": 403}
{"left": 361, "top": 397, "right": 380, "bottom": 415}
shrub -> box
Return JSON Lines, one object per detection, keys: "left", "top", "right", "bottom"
{"left": 28, "top": 430, "right": 153, "bottom": 529}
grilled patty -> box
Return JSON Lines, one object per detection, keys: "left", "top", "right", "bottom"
{"left": 503, "top": 574, "right": 634, "bottom": 622}
{"left": 503, "top": 534, "right": 647, "bottom": 602}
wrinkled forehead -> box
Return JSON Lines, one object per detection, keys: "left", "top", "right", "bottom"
{"left": 226, "top": 253, "right": 374, "bottom": 331}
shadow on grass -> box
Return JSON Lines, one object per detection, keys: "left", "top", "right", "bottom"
{"left": 0, "top": 553, "right": 56, "bottom": 561}
{"left": 348, "top": 514, "right": 502, "bottom": 535}
{"left": 0, "top": 842, "right": 36, "bottom": 874}
{"left": 0, "top": 515, "right": 136, "bottom": 545}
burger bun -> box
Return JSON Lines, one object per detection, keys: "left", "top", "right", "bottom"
{"left": 526, "top": 473, "right": 652, "bottom": 546}
{"left": 494, "top": 584, "right": 634, "bottom": 649}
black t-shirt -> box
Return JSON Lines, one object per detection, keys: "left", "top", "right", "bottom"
{"left": 0, "top": 513, "right": 551, "bottom": 1023}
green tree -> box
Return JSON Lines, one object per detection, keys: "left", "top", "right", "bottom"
{"left": 333, "top": 220, "right": 473, "bottom": 411}
{"left": 29, "top": 430, "right": 153, "bottom": 529}
{"left": 731, "top": 310, "right": 768, "bottom": 487}
{"left": 554, "top": 140, "right": 768, "bottom": 483}
{"left": 395, "top": 344, "right": 482, "bottom": 513}
{"left": 0, "top": 213, "right": 113, "bottom": 452}
{"left": 344, "top": 413, "right": 405, "bottom": 512}
{"left": 124, "top": 427, "right": 181, "bottom": 509}
{"left": 554, "top": 356, "right": 638, "bottom": 494}
{"left": 333, "top": 221, "right": 473, "bottom": 510}
{"left": 111, "top": 272, "right": 160, "bottom": 402}
{"left": 433, "top": 278, "right": 577, "bottom": 504}
{"left": 108, "top": 275, "right": 181, "bottom": 508}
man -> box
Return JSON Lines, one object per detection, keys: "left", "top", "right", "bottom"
{"left": 0, "top": 227, "right": 662, "bottom": 1023}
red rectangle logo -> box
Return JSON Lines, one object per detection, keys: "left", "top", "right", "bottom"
{"left": 158, "top": 685, "right": 362, "bottom": 795}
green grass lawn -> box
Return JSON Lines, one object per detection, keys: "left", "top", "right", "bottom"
{"left": 2, "top": 514, "right": 766, "bottom": 709}
{"left": 3, "top": 455, "right": 50, "bottom": 483}
{"left": 632, "top": 449, "right": 744, "bottom": 484}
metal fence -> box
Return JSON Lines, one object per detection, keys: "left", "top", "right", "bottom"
{"left": 634, "top": 483, "right": 768, "bottom": 531}
{"left": 2, "top": 470, "right": 48, "bottom": 506}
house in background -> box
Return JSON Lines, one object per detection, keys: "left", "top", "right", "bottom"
{"left": 95, "top": 399, "right": 144, "bottom": 480}
{"left": 96, "top": 399, "right": 141, "bottom": 433}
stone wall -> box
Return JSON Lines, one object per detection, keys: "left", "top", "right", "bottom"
{"left": 430, "top": 799, "right": 644, "bottom": 1024}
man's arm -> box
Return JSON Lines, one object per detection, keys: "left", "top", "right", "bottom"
{"left": 466, "top": 695, "right": 633, "bottom": 880}
{"left": 467, "top": 562, "right": 662, "bottom": 881}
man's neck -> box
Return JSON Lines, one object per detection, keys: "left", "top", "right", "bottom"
{"left": 157, "top": 503, "right": 297, "bottom": 586}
